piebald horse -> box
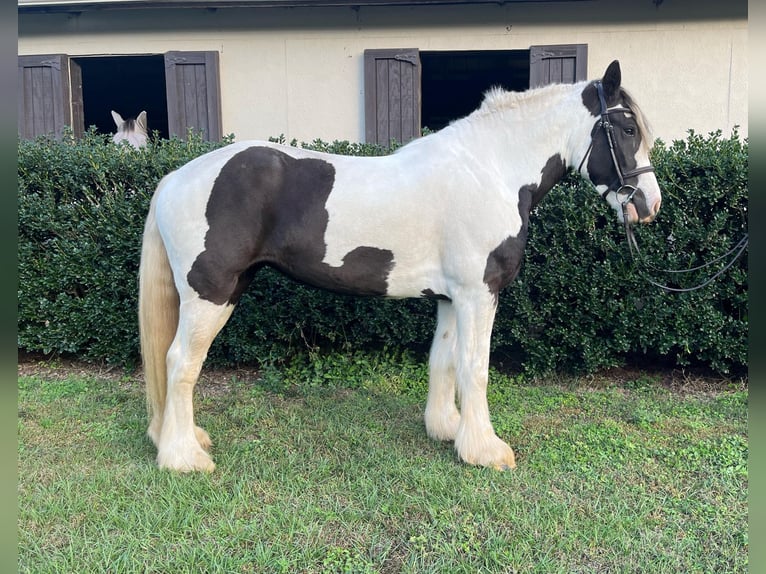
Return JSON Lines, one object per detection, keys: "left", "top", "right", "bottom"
{"left": 139, "top": 61, "right": 661, "bottom": 472}
{"left": 112, "top": 110, "right": 148, "bottom": 149}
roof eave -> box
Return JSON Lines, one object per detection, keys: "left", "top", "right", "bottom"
{"left": 18, "top": 0, "right": 584, "bottom": 14}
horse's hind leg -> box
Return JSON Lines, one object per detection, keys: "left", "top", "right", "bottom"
{"left": 425, "top": 300, "right": 461, "bottom": 441}
{"left": 452, "top": 292, "right": 516, "bottom": 470}
{"left": 157, "top": 296, "right": 234, "bottom": 472}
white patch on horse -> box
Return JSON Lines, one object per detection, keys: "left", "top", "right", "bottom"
{"left": 320, "top": 101, "right": 577, "bottom": 298}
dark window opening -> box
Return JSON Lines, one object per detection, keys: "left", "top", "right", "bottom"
{"left": 420, "top": 50, "right": 531, "bottom": 132}
{"left": 75, "top": 55, "right": 169, "bottom": 140}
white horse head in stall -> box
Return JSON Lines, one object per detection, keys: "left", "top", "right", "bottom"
{"left": 111, "top": 110, "right": 148, "bottom": 149}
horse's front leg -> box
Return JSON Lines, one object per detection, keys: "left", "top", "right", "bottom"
{"left": 452, "top": 292, "right": 516, "bottom": 470}
{"left": 425, "top": 300, "right": 461, "bottom": 441}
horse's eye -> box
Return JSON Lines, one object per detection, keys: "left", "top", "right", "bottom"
{"left": 624, "top": 127, "right": 636, "bottom": 136}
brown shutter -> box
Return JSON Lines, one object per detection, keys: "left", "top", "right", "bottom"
{"left": 18, "top": 55, "right": 82, "bottom": 139}
{"left": 529, "top": 45, "right": 588, "bottom": 88}
{"left": 364, "top": 49, "right": 421, "bottom": 146}
{"left": 164, "top": 51, "right": 222, "bottom": 141}
{"left": 69, "top": 59, "right": 84, "bottom": 139}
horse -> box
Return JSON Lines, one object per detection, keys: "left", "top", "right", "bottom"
{"left": 138, "top": 60, "right": 662, "bottom": 472}
{"left": 111, "top": 110, "right": 148, "bottom": 148}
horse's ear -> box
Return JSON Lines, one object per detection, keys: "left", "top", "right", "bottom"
{"left": 602, "top": 61, "right": 622, "bottom": 103}
{"left": 136, "top": 111, "right": 148, "bottom": 131}
{"left": 111, "top": 110, "right": 124, "bottom": 128}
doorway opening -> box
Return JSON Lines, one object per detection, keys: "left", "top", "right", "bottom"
{"left": 75, "top": 55, "right": 169, "bottom": 140}
{"left": 420, "top": 50, "right": 531, "bottom": 132}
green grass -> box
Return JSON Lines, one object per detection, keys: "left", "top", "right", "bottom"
{"left": 18, "top": 351, "right": 747, "bottom": 573}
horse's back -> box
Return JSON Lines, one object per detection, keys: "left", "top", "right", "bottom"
{"left": 152, "top": 138, "right": 522, "bottom": 302}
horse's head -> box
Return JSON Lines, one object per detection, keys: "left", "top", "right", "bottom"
{"left": 111, "top": 110, "right": 148, "bottom": 149}
{"left": 578, "top": 61, "right": 661, "bottom": 225}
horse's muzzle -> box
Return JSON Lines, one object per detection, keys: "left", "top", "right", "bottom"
{"left": 622, "top": 188, "right": 661, "bottom": 224}
{"left": 645, "top": 196, "right": 661, "bottom": 222}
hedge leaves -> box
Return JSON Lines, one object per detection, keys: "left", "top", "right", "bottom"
{"left": 18, "top": 128, "right": 747, "bottom": 375}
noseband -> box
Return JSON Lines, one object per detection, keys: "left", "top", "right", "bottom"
{"left": 578, "top": 80, "right": 655, "bottom": 217}
{"left": 578, "top": 81, "right": 747, "bottom": 293}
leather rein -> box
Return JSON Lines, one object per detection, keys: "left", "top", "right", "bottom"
{"left": 580, "top": 81, "right": 748, "bottom": 294}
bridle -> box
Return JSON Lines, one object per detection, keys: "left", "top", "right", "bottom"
{"left": 577, "top": 80, "right": 655, "bottom": 212}
{"left": 578, "top": 80, "right": 748, "bottom": 293}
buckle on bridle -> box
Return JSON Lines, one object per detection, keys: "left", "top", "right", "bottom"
{"left": 617, "top": 184, "right": 640, "bottom": 218}
{"left": 580, "top": 81, "right": 654, "bottom": 211}
{"left": 584, "top": 83, "right": 747, "bottom": 293}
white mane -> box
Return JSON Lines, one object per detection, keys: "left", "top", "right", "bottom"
{"left": 476, "top": 83, "right": 579, "bottom": 117}
{"left": 475, "top": 82, "right": 654, "bottom": 150}
{"left": 417, "top": 81, "right": 654, "bottom": 159}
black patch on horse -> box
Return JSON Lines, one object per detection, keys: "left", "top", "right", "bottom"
{"left": 581, "top": 68, "right": 647, "bottom": 205}
{"left": 581, "top": 83, "right": 604, "bottom": 117}
{"left": 483, "top": 154, "right": 566, "bottom": 301}
{"left": 187, "top": 146, "right": 394, "bottom": 305}
{"left": 581, "top": 95, "right": 643, "bottom": 195}
{"left": 581, "top": 61, "right": 622, "bottom": 115}
{"left": 421, "top": 288, "right": 451, "bottom": 301}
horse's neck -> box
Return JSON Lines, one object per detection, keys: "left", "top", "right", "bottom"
{"left": 448, "top": 83, "right": 588, "bottom": 171}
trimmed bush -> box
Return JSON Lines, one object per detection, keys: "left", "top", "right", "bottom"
{"left": 18, "top": 128, "right": 747, "bottom": 375}
{"left": 496, "top": 128, "right": 747, "bottom": 375}
{"left": 18, "top": 128, "right": 234, "bottom": 364}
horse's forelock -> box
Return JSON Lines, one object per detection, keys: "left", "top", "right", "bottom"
{"left": 620, "top": 88, "right": 654, "bottom": 150}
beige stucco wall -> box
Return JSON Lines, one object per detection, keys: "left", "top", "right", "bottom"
{"left": 18, "top": 1, "right": 748, "bottom": 144}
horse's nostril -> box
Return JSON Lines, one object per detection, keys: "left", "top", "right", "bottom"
{"left": 652, "top": 198, "right": 662, "bottom": 216}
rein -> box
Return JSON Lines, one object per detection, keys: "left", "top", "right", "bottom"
{"left": 582, "top": 80, "right": 748, "bottom": 293}
{"left": 621, "top": 210, "right": 748, "bottom": 293}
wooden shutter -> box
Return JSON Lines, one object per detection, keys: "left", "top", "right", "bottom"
{"left": 69, "top": 59, "right": 84, "bottom": 139}
{"left": 18, "top": 55, "right": 82, "bottom": 139}
{"left": 364, "top": 49, "right": 421, "bottom": 146}
{"left": 529, "top": 44, "right": 588, "bottom": 88}
{"left": 164, "top": 51, "right": 222, "bottom": 141}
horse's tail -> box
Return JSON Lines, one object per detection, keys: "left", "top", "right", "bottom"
{"left": 138, "top": 191, "right": 179, "bottom": 440}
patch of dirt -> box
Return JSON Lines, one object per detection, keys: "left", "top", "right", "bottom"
{"left": 17, "top": 351, "right": 130, "bottom": 382}
{"left": 17, "top": 350, "right": 745, "bottom": 397}
{"left": 16, "top": 350, "right": 264, "bottom": 398}
{"left": 585, "top": 365, "right": 746, "bottom": 394}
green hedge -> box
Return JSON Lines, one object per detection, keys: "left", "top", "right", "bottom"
{"left": 17, "top": 127, "right": 747, "bottom": 376}
{"left": 497, "top": 129, "right": 748, "bottom": 375}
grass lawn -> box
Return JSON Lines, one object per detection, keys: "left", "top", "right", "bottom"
{"left": 18, "top": 350, "right": 747, "bottom": 573}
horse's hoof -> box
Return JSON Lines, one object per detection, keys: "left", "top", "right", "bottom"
{"left": 157, "top": 446, "right": 216, "bottom": 473}
{"left": 456, "top": 432, "right": 516, "bottom": 470}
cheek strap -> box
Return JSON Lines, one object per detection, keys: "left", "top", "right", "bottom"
{"left": 579, "top": 80, "right": 655, "bottom": 202}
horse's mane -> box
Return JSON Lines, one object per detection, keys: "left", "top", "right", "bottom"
{"left": 476, "top": 83, "right": 575, "bottom": 116}
{"left": 474, "top": 82, "right": 654, "bottom": 149}
{"left": 619, "top": 87, "right": 654, "bottom": 149}
{"left": 400, "top": 81, "right": 654, "bottom": 157}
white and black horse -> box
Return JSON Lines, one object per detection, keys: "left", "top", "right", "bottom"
{"left": 139, "top": 60, "right": 661, "bottom": 472}
{"left": 112, "top": 110, "right": 148, "bottom": 149}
